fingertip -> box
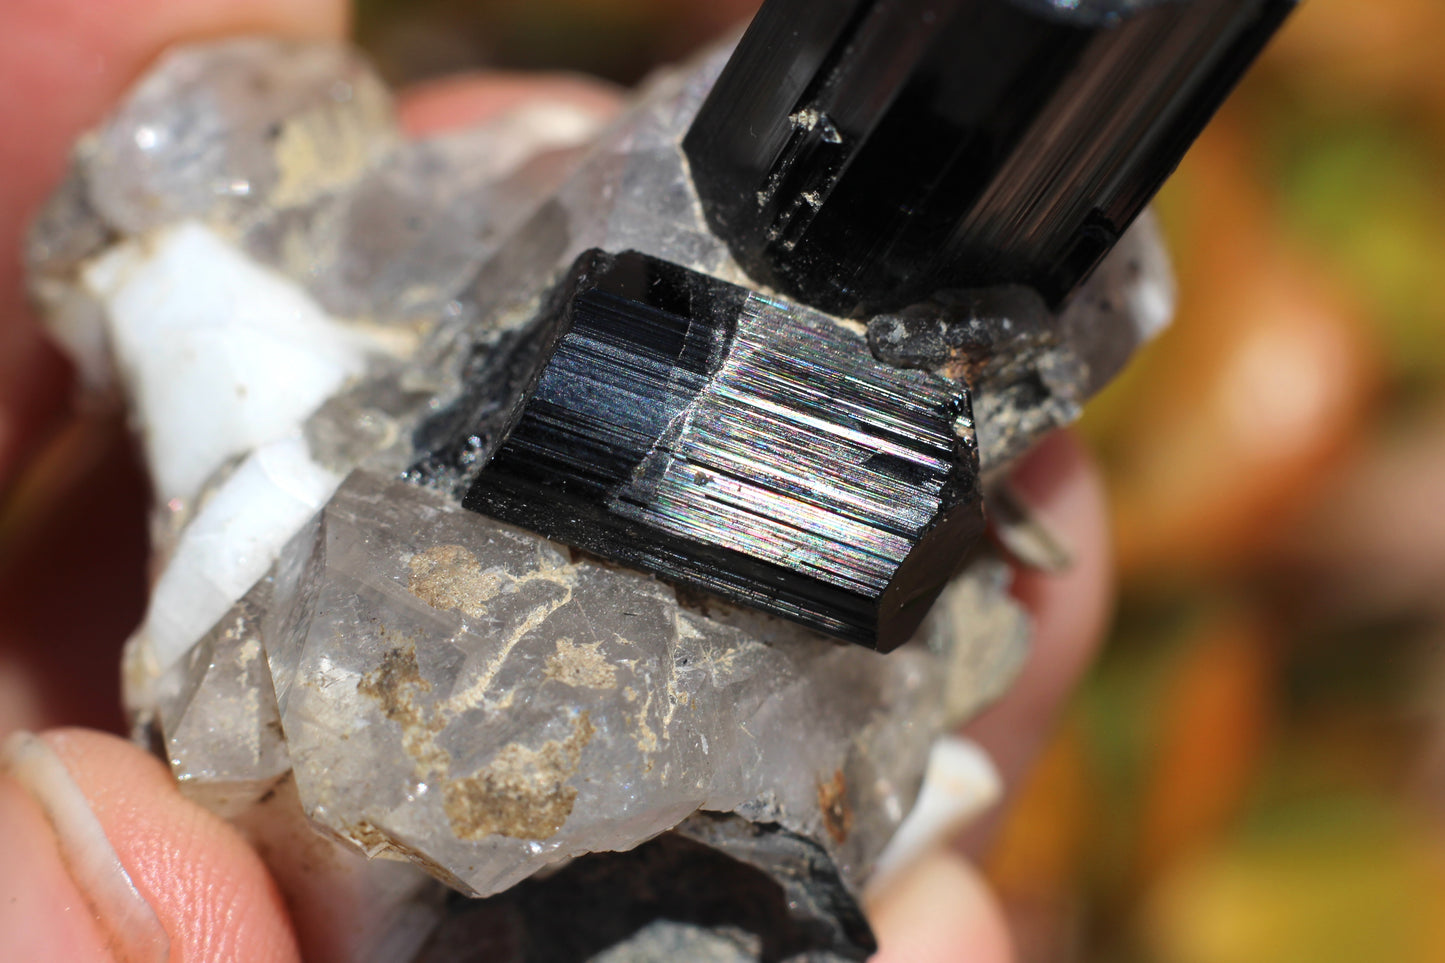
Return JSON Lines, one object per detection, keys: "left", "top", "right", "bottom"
{"left": 868, "top": 850, "right": 1014, "bottom": 963}
{"left": 31, "top": 729, "right": 301, "bottom": 963}
{"left": 398, "top": 70, "right": 623, "bottom": 137}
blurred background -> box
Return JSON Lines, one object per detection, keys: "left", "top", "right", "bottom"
{"left": 992, "top": 4, "right": 1445, "bottom": 959}
{"left": 2, "top": 1, "right": 1442, "bottom": 960}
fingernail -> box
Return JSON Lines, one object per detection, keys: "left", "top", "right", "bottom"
{"left": 1, "top": 731, "right": 170, "bottom": 963}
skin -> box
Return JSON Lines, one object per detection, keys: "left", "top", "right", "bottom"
{"left": 0, "top": 1, "right": 1113, "bottom": 959}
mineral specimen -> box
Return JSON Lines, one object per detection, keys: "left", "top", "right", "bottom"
{"left": 24, "top": 8, "right": 1192, "bottom": 957}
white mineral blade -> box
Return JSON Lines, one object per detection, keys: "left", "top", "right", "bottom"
{"left": 1116, "top": 208, "right": 1177, "bottom": 342}
{"left": 81, "top": 221, "right": 370, "bottom": 506}
{"left": 142, "top": 435, "right": 341, "bottom": 674}
{"left": 437, "top": 99, "right": 612, "bottom": 179}
{"left": 865, "top": 735, "right": 1002, "bottom": 896}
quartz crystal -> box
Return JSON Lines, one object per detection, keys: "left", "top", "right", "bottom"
{"left": 26, "top": 28, "right": 1174, "bottom": 962}
{"left": 156, "top": 577, "right": 289, "bottom": 817}
{"left": 269, "top": 469, "right": 1014, "bottom": 897}
{"left": 867, "top": 214, "right": 1176, "bottom": 468}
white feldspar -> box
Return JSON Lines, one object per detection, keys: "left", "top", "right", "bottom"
{"left": 142, "top": 436, "right": 341, "bottom": 675}
{"left": 865, "top": 736, "right": 1003, "bottom": 894}
{"left": 445, "top": 100, "right": 612, "bottom": 179}
{"left": 81, "top": 221, "right": 371, "bottom": 504}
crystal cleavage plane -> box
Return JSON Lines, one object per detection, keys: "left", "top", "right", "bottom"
{"left": 25, "top": 0, "right": 1293, "bottom": 959}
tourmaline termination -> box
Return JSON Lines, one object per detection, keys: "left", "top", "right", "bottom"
{"left": 683, "top": 0, "right": 1295, "bottom": 314}
{"left": 462, "top": 250, "right": 984, "bottom": 651}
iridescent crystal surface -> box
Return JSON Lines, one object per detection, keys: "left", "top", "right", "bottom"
{"left": 447, "top": 249, "right": 985, "bottom": 650}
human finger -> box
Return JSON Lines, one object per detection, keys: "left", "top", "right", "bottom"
{"left": 0, "top": 728, "right": 301, "bottom": 963}
{"left": 868, "top": 850, "right": 1015, "bottom": 963}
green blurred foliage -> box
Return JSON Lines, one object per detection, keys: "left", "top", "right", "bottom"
{"left": 1271, "top": 120, "right": 1445, "bottom": 394}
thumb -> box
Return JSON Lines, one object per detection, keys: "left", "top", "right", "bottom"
{"left": 0, "top": 729, "right": 299, "bottom": 963}
{"left": 867, "top": 850, "right": 1015, "bottom": 963}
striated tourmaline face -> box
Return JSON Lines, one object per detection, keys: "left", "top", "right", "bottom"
{"left": 439, "top": 248, "right": 985, "bottom": 651}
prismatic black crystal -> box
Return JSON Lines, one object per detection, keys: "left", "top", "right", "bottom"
{"left": 457, "top": 250, "right": 984, "bottom": 651}
{"left": 683, "top": 0, "right": 1296, "bottom": 315}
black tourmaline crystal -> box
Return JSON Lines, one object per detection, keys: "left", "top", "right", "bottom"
{"left": 460, "top": 250, "right": 983, "bottom": 651}
{"left": 683, "top": 0, "right": 1296, "bottom": 315}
